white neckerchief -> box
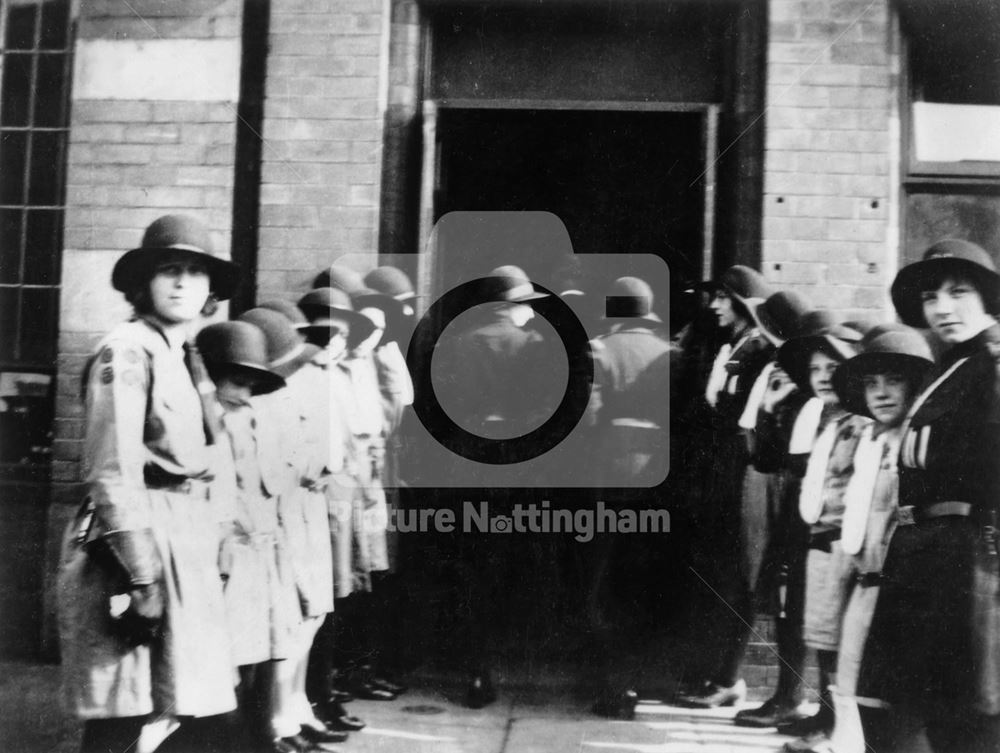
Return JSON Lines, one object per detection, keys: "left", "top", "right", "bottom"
{"left": 799, "top": 418, "right": 841, "bottom": 525}
{"left": 788, "top": 397, "right": 824, "bottom": 455}
{"left": 738, "top": 361, "right": 776, "bottom": 430}
{"left": 705, "top": 343, "right": 732, "bottom": 407}
{"left": 841, "top": 424, "right": 891, "bottom": 555}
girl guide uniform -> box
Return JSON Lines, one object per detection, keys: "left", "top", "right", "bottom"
{"left": 711, "top": 290, "right": 814, "bottom": 728}
{"left": 859, "top": 240, "right": 1000, "bottom": 752}
{"left": 57, "top": 215, "right": 241, "bottom": 738}
{"left": 677, "top": 265, "right": 773, "bottom": 708}
{"left": 195, "top": 320, "right": 297, "bottom": 670}
{"left": 817, "top": 325, "right": 933, "bottom": 753}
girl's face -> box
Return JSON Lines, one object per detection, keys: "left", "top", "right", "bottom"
{"left": 709, "top": 291, "right": 737, "bottom": 328}
{"left": 354, "top": 307, "right": 385, "bottom": 354}
{"left": 921, "top": 276, "right": 992, "bottom": 344}
{"left": 148, "top": 256, "right": 210, "bottom": 325}
{"left": 326, "top": 315, "right": 351, "bottom": 360}
{"left": 809, "top": 350, "right": 840, "bottom": 405}
{"left": 862, "top": 372, "right": 912, "bottom": 428}
{"left": 215, "top": 373, "right": 253, "bottom": 405}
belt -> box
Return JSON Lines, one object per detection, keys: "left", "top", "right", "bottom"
{"left": 149, "top": 478, "right": 210, "bottom": 494}
{"left": 856, "top": 572, "right": 881, "bottom": 588}
{"left": 610, "top": 418, "right": 661, "bottom": 429}
{"left": 895, "top": 501, "right": 972, "bottom": 526}
{"left": 808, "top": 528, "right": 841, "bottom": 552}
{"left": 144, "top": 464, "right": 211, "bottom": 492}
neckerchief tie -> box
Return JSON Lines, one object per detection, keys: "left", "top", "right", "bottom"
{"left": 182, "top": 340, "right": 223, "bottom": 445}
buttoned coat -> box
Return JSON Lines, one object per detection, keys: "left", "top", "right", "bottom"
{"left": 57, "top": 318, "right": 236, "bottom": 719}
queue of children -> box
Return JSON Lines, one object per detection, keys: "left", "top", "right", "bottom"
{"left": 55, "top": 211, "right": 1000, "bottom": 753}
{"left": 56, "top": 215, "right": 414, "bottom": 753}
{"left": 673, "top": 241, "right": 1000, "bottom": 753}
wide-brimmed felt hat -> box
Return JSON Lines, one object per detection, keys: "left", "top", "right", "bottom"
{"left": 832, "top": 324, "right": 934, "bottom": 418}
{"left": 352, "top": 286, "right": 408, "bottom": 321}
{"left": 258, "top": 299, "right": 310, "bottom": 330}
{"left": 298, "top": 287, "right": 377, "bottom": 346}
{"left": 776, "top": 310, "right": 864, "bottom": 392}
{"left": 313, "top": 264, "right": 365, "bottom": 294}
{"left": 697, "top": 265, "right": 773, "bottom": 313}
{"left": 112, "top": 214, "right": 241, "bottom": 300}
{"left": 748, "top": 290, "right": 814, "bottom": 346}
{"left": 363, "top": 266, "right": 417, "bottom": 342}
{"left": 195, "top": 321, "right": 285, "bottom": 395}
{"left": 604, "top": 276, "right": 662, "bottom": 322}
{"left": 891, "top": 239, "right": 1000, "bottom": 327}
{"left": 365, "top": 266, "right": 416, "bottom": 303}
{"left": 238, "top": 307, "right": 318, "bottom": 379}
{"left": 482, "top": 265, "right": 549, "bottom": 304}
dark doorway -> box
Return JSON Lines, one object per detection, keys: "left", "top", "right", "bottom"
{"left": 434, "top": 108, "right": 707, "bottom": 295}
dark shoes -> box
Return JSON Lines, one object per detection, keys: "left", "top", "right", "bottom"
{"left": 465, "top": 674, "right": 497, "bottom": 709}
{"left": 372, "top": 675, "right": 407, "bottom": 696}
{"left": 592, "top": 689, "right": 639, "bottom": 720}
{"left": 336, "top": 666, "right": 400, "bottom": 701}
{"left": 777, "top": 709, "right": 833, "bottom": 738}
{"left": 734, "top": 697, "right": 809, "bottom": 728}
{"left": 298, "top": 724, "right": 349, "bottom": 745}
{"left": 675, "top": 679, "right": 747, "bottom": 709}
{"left": 312, "top": 701, "right": 366, "bottom": 732}
{"left": 346, "top": 678, "right": 397, "bottom": 701}
{"left": 782, "top": 731, "right": 832, "bottom": 753}
{"left": 274, "top": 734, "right": 324, "bottom": 753}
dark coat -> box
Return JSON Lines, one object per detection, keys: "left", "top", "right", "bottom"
{"left": 859, "top": 323, "right": 1000, "bottom": 712}
{"left": 587, "top": 323, "right": 673, "bottom": 488}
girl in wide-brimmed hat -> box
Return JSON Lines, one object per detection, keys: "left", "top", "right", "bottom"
{"left": 799, "top": 324, "right": 934, "bottom": 753}
{"left": 677, "top": 266, "right": 774, "bottom": 709}
{"left": 760, "top": 312, "right": 870, "bottom": 750}
{"left": 244, "top": 306, "right": 366, "bottom": 745}
{"left": 692, "top": 290, "right": 817, "bottom": 728}
{"left": 56, "top": 215, "right": 241, "bottom": 752}
{"left": 752, "top": 310, "right": 861, "bottom": 748}
{"left": 197, "top": 320, "right": 320, "bottom": 751}
{"left": 858, "top": 240, "right": 1000, "bottom": 752}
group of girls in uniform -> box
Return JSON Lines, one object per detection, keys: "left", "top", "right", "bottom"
{"left": 57, "top": 214, "right": 414, "bottom": 753}
{"left": 675, "top": 241, "right": 1000, "bottom": 753}
{"left": 53, "top": 209, "right": 1000, "bottom": 753}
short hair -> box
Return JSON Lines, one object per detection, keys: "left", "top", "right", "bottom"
{"left": 124, "top": 265, "right": 218, "bottom": 318}
{"left": 917, "top": 269, "right": 981, "bottom": 295}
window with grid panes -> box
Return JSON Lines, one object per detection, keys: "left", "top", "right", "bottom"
{"left": 0, "top": 0, "right": 73, "bottom": 469}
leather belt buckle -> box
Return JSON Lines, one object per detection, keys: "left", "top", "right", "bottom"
{"left": 896, "top": 506, "right": 915, "bottom": 526}
{"left": 857, "top": 572, "right": 881, "bottom": 588}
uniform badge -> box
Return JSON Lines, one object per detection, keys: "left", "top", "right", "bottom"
{"left": 100, "top": 348, "right": 114, "bottom": 363}
{"left": 100, "top": 366, "right": 114, "bottom": 384}
{"left": 121, "top": 369, "right": 142, "bottom": 387}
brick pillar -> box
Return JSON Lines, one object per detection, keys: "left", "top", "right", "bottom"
{"left": 762, "top": 0, "right": 901, "bottom": 319}
{"left": 43, "top": 0, "right": 244, "bottom": 656}
{"left": 258, "top": 0, "right": 388, "bottom": 299}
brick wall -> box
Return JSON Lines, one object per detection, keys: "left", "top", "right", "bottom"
{"left": 257, "top": 0, "right": 388, "bottom": 299}
{"left": 762, "top": 0, "right": 901, "bottom": 320}
{"left": 45, "top": 0, "right": 244, "bottom": 655}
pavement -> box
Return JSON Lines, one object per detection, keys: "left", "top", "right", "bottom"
{"left": 0, "top": 660, "right": 812, "bottom": 753}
